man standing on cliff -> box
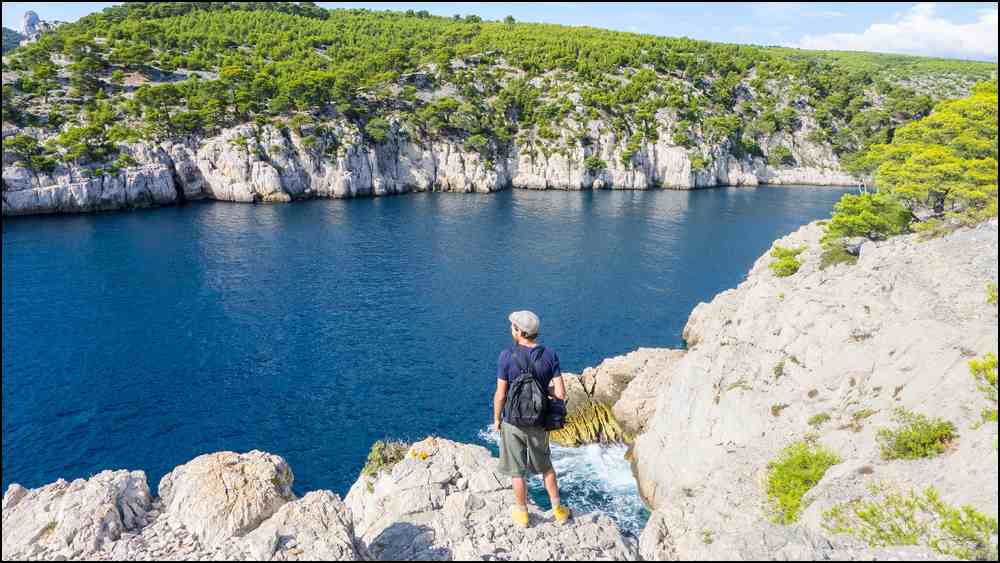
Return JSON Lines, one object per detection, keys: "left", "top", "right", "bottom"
{"left": 493, "top": 310, "right": 572, "bottom": 528}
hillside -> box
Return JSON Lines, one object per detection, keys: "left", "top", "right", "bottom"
{"left": 1, "top": 2, "right": 997, "bottom": 215}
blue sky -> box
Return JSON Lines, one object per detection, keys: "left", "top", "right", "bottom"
{"left": 3, "top": 2, "right": 997, "bottom": 61}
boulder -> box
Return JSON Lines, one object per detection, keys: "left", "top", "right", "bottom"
{"left": 157, "top": 451, "right": 295, "bottom": 547}
{"left": 214, "top": 491, "right": 365, "bottom": 561}
{"left": 580, "top": 354, "right": 642, "bottom": 407}
{"left": 1, "top": 470, "right": 152, "bottom": 561}
{"left": 102, "top": 484, "right": 362, "bottom": 561}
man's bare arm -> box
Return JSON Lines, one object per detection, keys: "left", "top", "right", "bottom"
{"left": 493, "top": 379, "right": 508, "bottom": 431}
{"left": 549, "top": 376, "right": 566, "bottom": 401}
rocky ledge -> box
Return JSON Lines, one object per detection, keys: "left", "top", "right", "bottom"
{"left": 1, "top": 440, "right": 637, "bottom": 561}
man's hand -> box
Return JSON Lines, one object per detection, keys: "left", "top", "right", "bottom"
{"left": 494, "top": 379, "right": 509, "bottom": 435}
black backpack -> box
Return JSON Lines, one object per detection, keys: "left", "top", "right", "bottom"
{"left": 504, "top": 347, "right": 549, "bottom": 428}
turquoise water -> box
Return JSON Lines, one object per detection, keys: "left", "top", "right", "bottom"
{"left": 2, "top": 186, "right": 851, "bottom": 535}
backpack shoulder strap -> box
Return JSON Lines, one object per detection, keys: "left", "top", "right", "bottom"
{"left": 532, "top": 345, "right": 545, "bottom": 366}
{"left": 510, "top": 346, "right": 546, "bottom": 377}
{"left": 525, "top": 346, "right": 545, "bottom": 377}
{"left": 510, "top": 346, "right": 527, "bottom": 372}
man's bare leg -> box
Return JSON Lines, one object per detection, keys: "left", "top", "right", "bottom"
{"left": 512, "top": 476, "right": 529, "bottom": 506}
{"left": 544, "top": 469, "right": 572, "bottom": 523}
{"left": 510, "top": 476, "right": 530, "bottom": 527}
{"left": 543, "top": 469, "right": 560, "bottom": 507}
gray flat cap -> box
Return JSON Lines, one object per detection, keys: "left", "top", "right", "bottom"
{"left": 509, "top": 310, "right": 540, "bottom": 337}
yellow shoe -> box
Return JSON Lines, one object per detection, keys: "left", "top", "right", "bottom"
{"left": 553, "top": 505, "right": 573, "bottom": 525}
{"left": 511, "top": 505, "right": 529, "bottom": 528}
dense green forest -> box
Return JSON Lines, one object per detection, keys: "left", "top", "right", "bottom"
{"left": 821, "top": 79, "right": 998, "bottom": 266}
{"left": 2, "top": 2, "right": 996, "bottom": 175}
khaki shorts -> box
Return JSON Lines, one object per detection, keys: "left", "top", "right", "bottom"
{"left": 497, "top": 422, "right": 553, "bottom": 478}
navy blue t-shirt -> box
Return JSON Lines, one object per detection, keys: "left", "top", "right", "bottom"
{"left": 496, "top": 345, "right": 562, "bottom": 391}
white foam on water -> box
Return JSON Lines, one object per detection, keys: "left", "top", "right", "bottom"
{"left": 477, "top": 427, "right": 649, "bottom": 537}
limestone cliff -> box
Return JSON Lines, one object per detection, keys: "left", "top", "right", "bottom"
{"left": 536, "top": 219, "right": 998, "bottom": 560}
{"left": 2, "top": 113, "right": 858, "bottom": 216}
{"left": 626, "top": 219, "right": 999, "bottom": 560}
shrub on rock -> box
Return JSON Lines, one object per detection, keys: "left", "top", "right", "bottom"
{"left": 876, "top": 409, "right": 957, "bottom": 460}
{"left": 823, "top": 485, "right": 999, "bottom": 561}
{"left": 769, "top": 245, "right": 806, "bottom": 278}
{"left": 360, "top": 440, "right": 409, "bottom": 477}
{"left": 583, "top": 155, "right": 606, "bottom": 174}
{"left": 969, "top": 353, "right": 997, "bottom": 423}
{"left": 766, "top": 441, "right": 841, "bottom": 525}
{"left": 825, "top": 193, "right": 913, "bottom": 242}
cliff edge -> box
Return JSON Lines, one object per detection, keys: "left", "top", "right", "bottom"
{"left": 631, "top": 219, "right": 998, "bottom": 560}
{"left": 1, "top": 441, "right": 636, "bottom": 561}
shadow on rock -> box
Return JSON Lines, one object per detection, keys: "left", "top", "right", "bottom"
{"left": 368, "top": 522, "right": 451, "bottom": 561}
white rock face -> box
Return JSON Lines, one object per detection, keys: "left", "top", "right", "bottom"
{"left": 3, "top": 443, "right": 636, "bottom": 561}
{"left": 21, "top": 11, "right": 42, "bottom": 37}
{"left": 1, "top": 163, "right": 178, "bottom": 216}
{"left": 18, "top": 10, "right": 62, "bottom": 42}
{"left": 603, "top": 349, "right": 687, "bottom": 436}
{"left": 630, "top": 219, "right": 999, "bottom": 560}
{"left": 212, "top": 491, "right": 365, "bottom": 561}
{"left": 1, "top": 470, "right": 152, "bottom": 561}
{"left": 344, "top": 437, "right": 639, "bottom": 561}
{"left": 3, "top": 114, "right": 861, "bottom": 216}
{"left": 102, "top": 491, "right": 364, "bottom": 561}
{"left": 157, "top": 451, "right": 295, "bottom": 548}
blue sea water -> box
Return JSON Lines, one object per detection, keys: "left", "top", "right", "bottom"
{"left": 2, "top": 186, "right": 851, "bottom": 536}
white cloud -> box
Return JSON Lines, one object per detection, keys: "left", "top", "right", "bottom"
{"left": 795, "top": 3, "right": 998, "bottom": 61}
